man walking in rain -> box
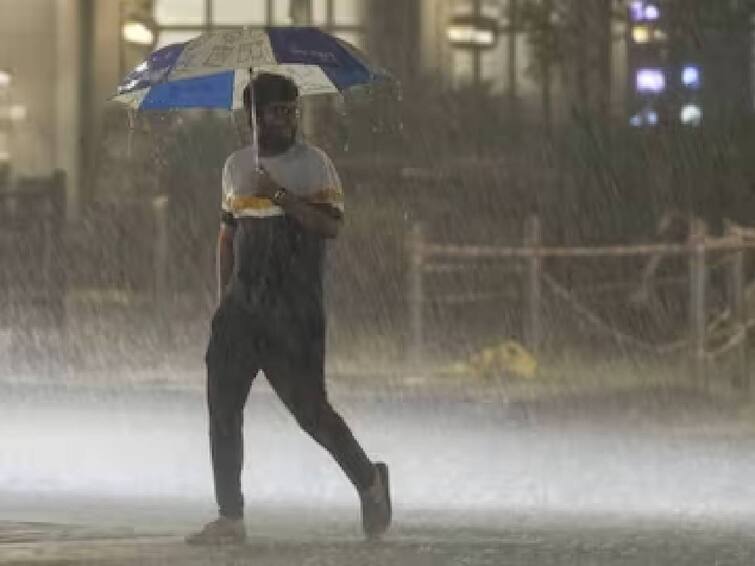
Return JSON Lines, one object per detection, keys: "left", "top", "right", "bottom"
{"left": 187, "top": 73, "right": 391, "bottom": 545}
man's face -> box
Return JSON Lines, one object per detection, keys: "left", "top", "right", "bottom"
{"left": 254, "top": 100, "right": 299, "bottom": 152}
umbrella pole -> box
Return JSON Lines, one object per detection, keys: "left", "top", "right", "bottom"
{"left": 249, "top": 67, "right": 259, "bottom": 170}
{"left": 127, "top": 108, "right": 136, "bottom": 160}
{"left": 247, "top": 68, "right": 275, "bottom": 267}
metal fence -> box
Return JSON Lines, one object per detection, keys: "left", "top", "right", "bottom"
{"left": 407, "top": 215, "right": 755, "bottom": 389}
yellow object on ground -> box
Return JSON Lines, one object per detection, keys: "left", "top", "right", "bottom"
{"left": 444, "top": 340, "right": 538, "bottom": 380}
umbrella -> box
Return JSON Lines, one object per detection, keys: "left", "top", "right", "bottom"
{"left": 113, "top": 26, "right": 392, "bottom": 111}
{"left": 110, "top": 26, "right": 394, "bottom": 282}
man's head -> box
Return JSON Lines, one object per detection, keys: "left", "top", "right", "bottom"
{"left": 243, "top": 73, "right": 300, "bottom": 154}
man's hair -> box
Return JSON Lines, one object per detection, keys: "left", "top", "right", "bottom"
{"left": 243, "top": 73, "right": 299, "bottom": 115}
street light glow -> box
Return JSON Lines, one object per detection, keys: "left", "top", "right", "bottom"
{"left": 122, "top": 21, "right": 155, "bottom": 46}
{"left": 0, "top": 70, "right": 11, "bottom": 88}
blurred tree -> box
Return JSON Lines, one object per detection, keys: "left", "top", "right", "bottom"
{"left": 519, "top": 0, "right": 621, "bottom": 132}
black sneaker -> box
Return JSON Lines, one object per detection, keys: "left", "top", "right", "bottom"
{"left": 360, "top": 462, "right": 392, "bottom": 539}
{"left": 185, "top": 517, "right": 246, "bottom": 546}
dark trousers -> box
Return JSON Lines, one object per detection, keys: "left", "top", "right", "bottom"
{"left": 205, "top": 296, "right": 375, "bottom": 520}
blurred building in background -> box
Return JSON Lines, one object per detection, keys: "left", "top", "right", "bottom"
{"left": 627, "top": 0, "right": 752, "bottom": 129}
{"left": 0, "top": 0, "right": 121, "bottom": 218}
{"left": 2, "top": 0, "right": 755, "bottom": 371}
{"left": 0, "top": 0, "right": 753, "bottom": 219}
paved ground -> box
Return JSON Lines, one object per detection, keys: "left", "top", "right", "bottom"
{"left": 2, "top": 511, "right": 755, "bottom": 565}
{"left": 3, "top": 378, "right": 755, "bottom": 564}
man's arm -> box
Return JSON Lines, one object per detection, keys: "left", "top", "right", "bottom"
{"left": 274, "top": 190, "right": 342, "bottom": 239}
{"left": 216, "top": 221, "right": 236, "bottom": 302}
{"left": 253, "top": 167, "right": 342, "bottom": 238}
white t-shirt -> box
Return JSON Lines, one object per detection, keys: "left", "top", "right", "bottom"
{"left": 221, "top": 141, "right": 344, "bottom": 219}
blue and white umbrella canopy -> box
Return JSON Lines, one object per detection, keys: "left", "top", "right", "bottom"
{"left": 113, "top": 26, "right": 391, "bottom": 110}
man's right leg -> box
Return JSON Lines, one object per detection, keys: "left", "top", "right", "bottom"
{"left": 187, "top": 300, "right": 259, "bottom": 545}
{"left": 207, "top": 357, "right": 255, "bottom": 519}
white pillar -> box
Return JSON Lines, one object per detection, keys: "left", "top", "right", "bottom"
{"left": 419, "top": 0, "right": 452, "bottom": 78}
{"left": 55, "top": 0, "right": 82, "bottom": 221}
{"left": 611, "top": 16, "right": 628, "bottom": 119}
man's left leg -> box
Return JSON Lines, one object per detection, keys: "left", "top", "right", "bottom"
{"left": 263, "top": 334, "right": 392, "bottom": 538}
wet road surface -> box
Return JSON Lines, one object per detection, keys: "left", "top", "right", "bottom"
{"left": 2, "top": 379, "right": 755, "bottom": 564}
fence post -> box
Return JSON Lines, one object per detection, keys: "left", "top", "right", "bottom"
{"left": 524, "top": 214, "right": 542, "bottom": 354}
{"left": 153, "top": 195, "right": 171, "bottom": 345}
{"left": 688, "top": 219, "right": 707, "bottom": 389}
{"left": 49, "top": 170, "right": 67, "bottom": 330}
{"left": 408, "top": 223, "right": 425, "bottom": 372}
{"left": 726, "top": 221, "right": 748, "bottom": 390}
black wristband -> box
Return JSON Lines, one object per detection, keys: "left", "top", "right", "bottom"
{"left": 221, "top": 210, "right": 237, "bottom": 227}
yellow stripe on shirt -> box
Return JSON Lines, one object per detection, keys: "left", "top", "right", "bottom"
{"left": 309, "top": 187, "right": 344, "bottom": 205}
{"left": 225, "top": 195, "right": 275, "bottom": 209}
{"left": 305, "top": 187, "right": 345, "bottom": 212}
{"left": 224, "top": 186, "right": 344, "bottom": 218}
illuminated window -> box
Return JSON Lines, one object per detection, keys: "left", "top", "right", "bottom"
{"left": 630, "top": 107, "right": 659, "bottom": 127}
{"left": 632, "top": 25, "right": 650, "bottom": 44}
{"left": 629, "top": 1, "right": 644, "bottom": 21}
{"left": 154, "top": 0, "right": 205, "bottom": 26}
{"left": 636, "top": 68, "right": 665, "bottom": 94}
{"left": 630, "top": 1, "right": 660, "bottom": 22}
{"left": 644, "top": 4, "right": 660, "bottom": 21}
{"left": 154, "top": 1, "right": 365, "bottom": 29}
{"left": 447, "top": 20, "right": 497, "bottom": 48}
{"left": 632, "top": 25, "right": 666, "bottom": 44}
{"left": 151, "top": 1, "right": 366, "bottom": 56}
{"left": 682, "top": 65, "right": 701, "bottom": 89}
{"left": 680, "top": 104, "right": 702, "bottom": 126}
{"left": 213, "top": 0, "right": 266, "bottom": 25}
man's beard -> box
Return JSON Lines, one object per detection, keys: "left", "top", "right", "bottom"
{"left": 257, "top": 127, "right": 297, "bottom": 154}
